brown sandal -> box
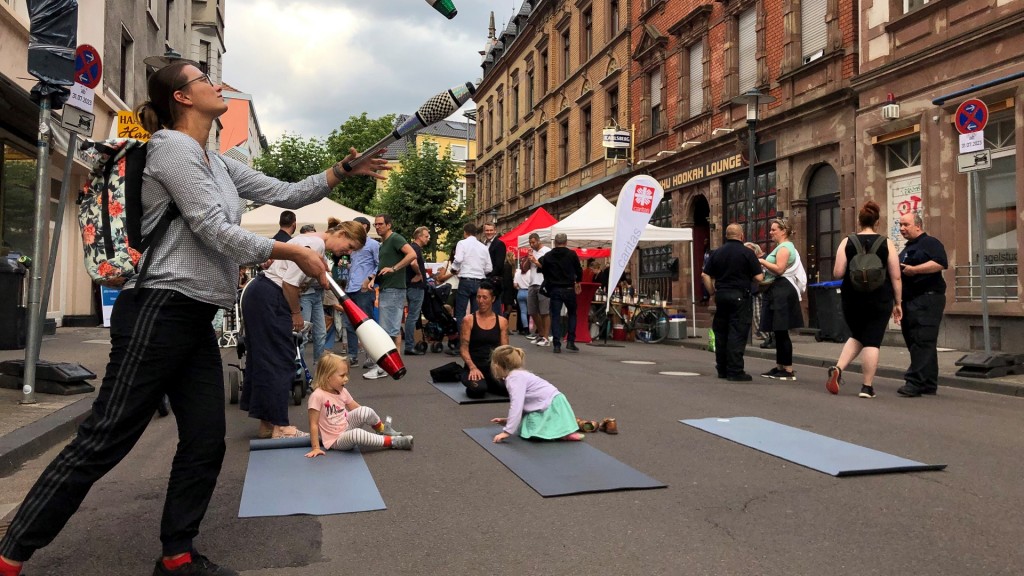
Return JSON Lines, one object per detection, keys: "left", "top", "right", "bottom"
{"left": 599, "top": 418, "right": 618, "bottom": 434}
{"left": 576, "top": 418, "right": 599, "bottom": 433}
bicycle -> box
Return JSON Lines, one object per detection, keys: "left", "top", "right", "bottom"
{"left": 589, "top": 300, "right": 670, "bottom": 343}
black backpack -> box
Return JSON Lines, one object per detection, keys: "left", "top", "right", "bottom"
{"left": 847, "top": 234, "right": 886, "bottom": 292}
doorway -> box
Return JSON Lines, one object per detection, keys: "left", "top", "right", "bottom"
{"left": 691, "top": 194, "right": 710, "bottom": 303}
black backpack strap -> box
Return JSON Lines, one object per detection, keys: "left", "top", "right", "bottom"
{"left": 867, "top": 235, "right": 886, "bottom": 255}
{"left": 99, "top": 153, "right": 120, "bottom": 260}
{"left": 849, "top": 234, "right": 865, "bottom": 255}
{"left": 133, "top": 202, "right": 180, "bottom": 290}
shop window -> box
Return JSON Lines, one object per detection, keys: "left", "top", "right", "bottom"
{"left": 640, "top": 198, "right": 675, "bottom": 299}
{"left": 724, "top": 167, "right": 777, "bottom": 250}
{"left": 1, "top": 144, "right": 37, "bottom": 257}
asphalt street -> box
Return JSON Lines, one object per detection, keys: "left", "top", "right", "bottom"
{"left": 4, "top": 337, "right": 1023, "bottom": 575}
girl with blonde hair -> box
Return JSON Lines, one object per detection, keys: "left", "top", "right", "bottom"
{"left": 488, "top": 345, "right": 584, "bottom": 443}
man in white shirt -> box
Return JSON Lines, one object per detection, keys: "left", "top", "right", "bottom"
{"left": 437, "top": 223, "right": 492, "bottom": 327}
{"left": 525, "top": 232, "right": 552, "bottom": 346}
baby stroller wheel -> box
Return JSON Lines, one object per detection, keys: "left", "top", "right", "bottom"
{"left": 227, "top": 368, "right": 241, "bottom": 405}
{"left": 292, "top": 382, "right": 304, "bottom": 406}
{"left": 431, "top": 342, "right": 443, "bottom": 353}
{"left": 415, "top": 340, "right": 428, "bottom": 354}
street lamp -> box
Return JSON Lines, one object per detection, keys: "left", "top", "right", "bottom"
{"left": 730, "top": 88, "right": 776, "bottom": 238}
{"left": 487, "top": 208, "right": 499, "bottom": 225}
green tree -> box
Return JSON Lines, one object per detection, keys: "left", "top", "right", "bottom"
{"left": 252, "top": 133, "right": 330, "bottom": 183}
{"left": 370, "top": 138, "right": 467, "bottom": 261}
{"left": 325, "top": 113, "right": 397, "bottom": 213}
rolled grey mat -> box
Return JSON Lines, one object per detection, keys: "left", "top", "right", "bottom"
{"left": 239, "top": 438, "right": 386, "bottom": 517}
{"left": 681, "top": 416, "right": 947, "bottom": 477}
{"left": 463, "top": 426, "right": 666, "bottom": 497}
{"left": 429, "top": 380, "right": 510, "bottom": 404}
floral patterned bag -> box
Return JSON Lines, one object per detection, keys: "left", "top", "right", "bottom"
{"left": 78, "top": 139, "right": 177, "bottom": 287}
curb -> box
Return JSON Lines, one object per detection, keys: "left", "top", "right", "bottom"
{"left": 0, "top": 397, "right": 92, "bottom": 478}
{"left": 677, "top": 340, "right": 1024, "bottom": 398}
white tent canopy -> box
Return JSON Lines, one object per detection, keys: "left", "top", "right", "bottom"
{"left": 518, "top": 194, "right": 693, "bottom": 249}
{"left": 240, "top": 197, "right": 376, "bottom": 238}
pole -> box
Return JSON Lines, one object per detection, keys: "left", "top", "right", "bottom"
{"left": 21, "top": 95, "right": 53, "bottom": 404}
{"left": 746, "top": 119, "right": 756, "bottom": 346}
{"left": 970, "top": 171, "right": 991, "bottom": 354}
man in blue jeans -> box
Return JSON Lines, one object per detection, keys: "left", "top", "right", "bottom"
{"left": 537, "top": 233, "right": 583, "bottom": 353}
{"left": 343, "top": 217, "right": 379, "bottom": 366}
{"left": 404, "top": 226, "right": 430, "bottom": 355}
{"left": 436, "top": 223, "right": 492, "bottom": 328}
{"left": 364, "top": 214, "right": 417, "bottom": 380}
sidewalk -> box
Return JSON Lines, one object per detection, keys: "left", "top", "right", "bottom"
{"left": 2, "top": 326, "right": 1022, "bottom": 477}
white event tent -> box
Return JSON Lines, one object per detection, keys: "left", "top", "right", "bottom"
{"left": 240, "top": 197, "right": 377, "bottom": 238}
{"left": 518, "top": 194, "right": 696, "bottom": 336}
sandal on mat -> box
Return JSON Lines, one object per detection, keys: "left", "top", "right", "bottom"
{"left": 271, "top": 426, "right": 310, "bottom": 439}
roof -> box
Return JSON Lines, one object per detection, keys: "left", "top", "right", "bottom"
{"left": 381, "top": 115, "right": 475, "bottom": 159}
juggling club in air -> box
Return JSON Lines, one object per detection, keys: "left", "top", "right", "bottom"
{"left": 425, "top": 0, "right": 457, "bottom": 19}
{"left": 325, "top": 276, "right": 407, "bottom": 380}
{"left": 342, "top": 81, "right": 476, "bottom": 172}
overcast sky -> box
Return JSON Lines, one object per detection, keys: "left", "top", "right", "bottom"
{"left": 223, "top": 0, "right": 516, "bottom": 141}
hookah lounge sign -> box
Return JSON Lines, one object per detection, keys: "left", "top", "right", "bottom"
{"left": 658, "top": 152, "right": 745, "bottom": 191}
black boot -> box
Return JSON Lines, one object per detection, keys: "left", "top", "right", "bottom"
{"left": 760, "top": 335, "right": 775, "bottom": 349}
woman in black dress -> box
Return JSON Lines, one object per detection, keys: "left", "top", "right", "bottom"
{"left": 825, "top": 201, "right": 903, "bottom": 398}
{"left": 459, "top": 282, "right": 509, "bottom": 398}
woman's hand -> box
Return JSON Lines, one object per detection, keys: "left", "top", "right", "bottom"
{"left": 490, "top": 417, "right": 507, "bottom": 424}
{"left": 493, "top": 431, "right": 511, "bottom": 443}
{"left": 892, "top": 303, "right": 903, "bottom": 325}
{"left": 305, "top": 447, "right": 325, "bottom": 458}
{"left": 468, "top": 367, "right": 484, "bottom": 382}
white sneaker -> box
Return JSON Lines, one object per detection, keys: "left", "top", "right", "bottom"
{"left": 525, "top": 334, "right": 538, "bottom": 341}
{"left": 534, "top": 337, "right": 550, "bottom": 347}
{"left": 380, "top": 415, "right": 403, "bottom": 436}
{"left": 362, "top": 367, "right": 387, "bottom": 380}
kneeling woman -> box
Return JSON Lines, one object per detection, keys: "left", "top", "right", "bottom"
{"left": 489, "top": 345, "right": 583, "bottom": 443}
{"left": 241, "top": 221, "right": 366, "bottom": 438}
{"left": 459, "top": 281, "right": 509, "bottom": 398}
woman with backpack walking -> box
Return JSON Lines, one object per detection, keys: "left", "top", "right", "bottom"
{"left": 0, "top": 60, "right": 386, "bottom": 576}
{"left": 824, "top": 201, "right": 903, "bottom": 398}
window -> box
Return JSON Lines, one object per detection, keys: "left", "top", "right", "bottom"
{"left": 526, "top": 70, "right": 534, "bottom": 109}
{"left": 199, "top": 39, "right": 211, "bottom": 74}
{"left": 1, "top": 144, "right": 37, "bottom": 256}
{"left": 119, "top": 27, "right": 134, "bottom": 99}
{"left": 561, "top": 30, "right": 570, "bottom": 81}
{"left": 495, "top": 160, "right": 503, "bottom": 205}
{"left": 165, "top": 0, "right": 173, "bottom": 41}
{"left": 456, "top": 180, "right": 466, "bottom": 205}
{"left": 607, "top": 85, "right": 619, "bottom": 127}
{"left": 511, "top": 84, "right": 519, "bottom": 125}
{"left": 496, "top": 97, "right": 504, "bottom": 139}
{"left": 724, "top": 168, "right": 777, "bottom": 246}
{"left": 510, "top": 147, "right": 520, "bottom": 196}
{"left": 801, "top": 0, "right": 827, "bottom": 63}
{"left": 477, "top": 115, "right": 485, "bottom": 148}
{"left": 904, "top": 0, "right": 928, "bottom": 13}
{"left": 648, "top": 68, "right": 663, "bottom": 134}
{"left": 525, "top": 139, "right": 535, "bottom": 188}
{"left": 582, "top": 9, "right": 593, "bottom": 61}
{"left": 609, "top": 0, "right": 620, "bottom": 37}
{"left": 538, "top": 131, "right": 548, "bottom": 184}
{"left": 967, "top": 115, "right": 1017, "bottom": 300}
{"left": 540, "top": 50, "right": 549, "bottom": 93}
{"left": 450, "top": 144, "right": 468, "bottom": 162}
{"left": 688, "top": 40, "right": 704, "bottom": 118}
{"left": 885, "top": 137, "right": 921, "bottom": 171}
{"left": 581, "top": 105, "right": 592, "bottom": 162}
{"left": 487, "top": 108, "right": 494, "bottom": 145}
{"left": 559, "top": 119, "right": 570, "bottom": 173}
{"left": 738, "top": 9, "right": 756, "bottom": 93}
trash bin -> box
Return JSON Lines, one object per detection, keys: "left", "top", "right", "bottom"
{"left": 667, "top": 316, "right": 686, "bottom": 340}
{"left": 0, "top": 258, "right": 27, "bottom": 350}
{"left": 808, "top": 280, "right": 850, "bottom": 343}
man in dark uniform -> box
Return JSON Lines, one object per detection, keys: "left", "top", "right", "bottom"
{"left": 272, "top": 210, "right": 296, "bottom": 243}
{"left": 896, "top": 212, "right": 948, "bottom": 397}
{"left": 702, "top": 223, "right": 764, "bottom": 381}
{"left": 482, "top": 223, "right": 507, "bottom": 315}
{"left": 538, "top": 233, "right": 583, "bottom": 353}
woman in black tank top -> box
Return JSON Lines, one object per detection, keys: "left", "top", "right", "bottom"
{"left": 459, "top": 282, "right": 509, "bottom": 398}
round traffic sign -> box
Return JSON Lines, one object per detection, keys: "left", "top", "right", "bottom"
{"left": 954, "top": 98, "right": 988, "bottom": 135}
{"left": 75, "top": 44, "right": 102, "bottom": 89}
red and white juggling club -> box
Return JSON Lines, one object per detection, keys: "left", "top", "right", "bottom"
{"left": 325, "top": 276, "right": 406, "bottom": 380}
{"left": 343, "top": 81, "right": 476, "bottom": 172}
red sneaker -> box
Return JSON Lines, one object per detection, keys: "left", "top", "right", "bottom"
{"left": 825, "top": 366, "right": 842, "bottom": 395}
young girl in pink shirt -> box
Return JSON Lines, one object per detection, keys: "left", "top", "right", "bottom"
{"left": 489, "top": 345, "right": 585, "bottom": 443}
{"left": 305, "top": 353, "right": 412, "bottom": 457}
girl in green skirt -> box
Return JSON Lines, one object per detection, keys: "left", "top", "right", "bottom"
{"left": 489, "top": 345, "right": 585, "bottom": 443}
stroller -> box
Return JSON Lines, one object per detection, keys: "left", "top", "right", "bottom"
{"left": 414, "top": 282, "right": 460, "bottom": 354}
{"left": 226, "top": 278, "right": 313, "bottom": 407}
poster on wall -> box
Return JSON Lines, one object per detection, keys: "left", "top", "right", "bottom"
{"left": 100, "top": 285, "right": 121, "bottom": 327}
{"left": 887, "top": 173, "right": 922, "bottom": 255}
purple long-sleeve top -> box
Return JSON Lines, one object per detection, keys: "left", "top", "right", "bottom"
{"left": 503, "top": 369, "right": 561, "bottom": 435}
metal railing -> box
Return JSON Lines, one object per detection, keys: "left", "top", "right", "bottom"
{"left": 953, "top": 264, "right": 1019, "bottom": 302}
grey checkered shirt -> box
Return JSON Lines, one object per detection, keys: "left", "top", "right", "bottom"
{"left": 129, "top": 129, "right": 331, "bottom": 309}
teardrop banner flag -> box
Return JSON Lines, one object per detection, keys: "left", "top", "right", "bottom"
{"left": 607, "top": 175, "right": 665, "bottom": 302}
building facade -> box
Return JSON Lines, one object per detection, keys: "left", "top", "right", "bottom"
{"left": 852, "top": 0, "right": 1024, "bottom": 350}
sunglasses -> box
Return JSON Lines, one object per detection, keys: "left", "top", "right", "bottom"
{"left": 175, "top": 73, "right": 213, "bottom": 91}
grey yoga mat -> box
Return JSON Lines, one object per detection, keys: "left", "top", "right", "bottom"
{"left": 681, "top": 417, "right": 947, "bottom": 477}
{"left": 239, "top": 437, "right": 386, "bottom": 518}
{"left": 463, "top": 426, "right": 666, "bottom": 497}
{"left": 429, "top": 380, "right": 510, "bottom": 404}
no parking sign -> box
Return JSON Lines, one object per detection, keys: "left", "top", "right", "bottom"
{"left": 75, "top": 44, "right": 102, "bottom": 89}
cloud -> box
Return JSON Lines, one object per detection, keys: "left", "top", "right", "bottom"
{"left": 223, "top": 0, "right": 513, "bottom": 140}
